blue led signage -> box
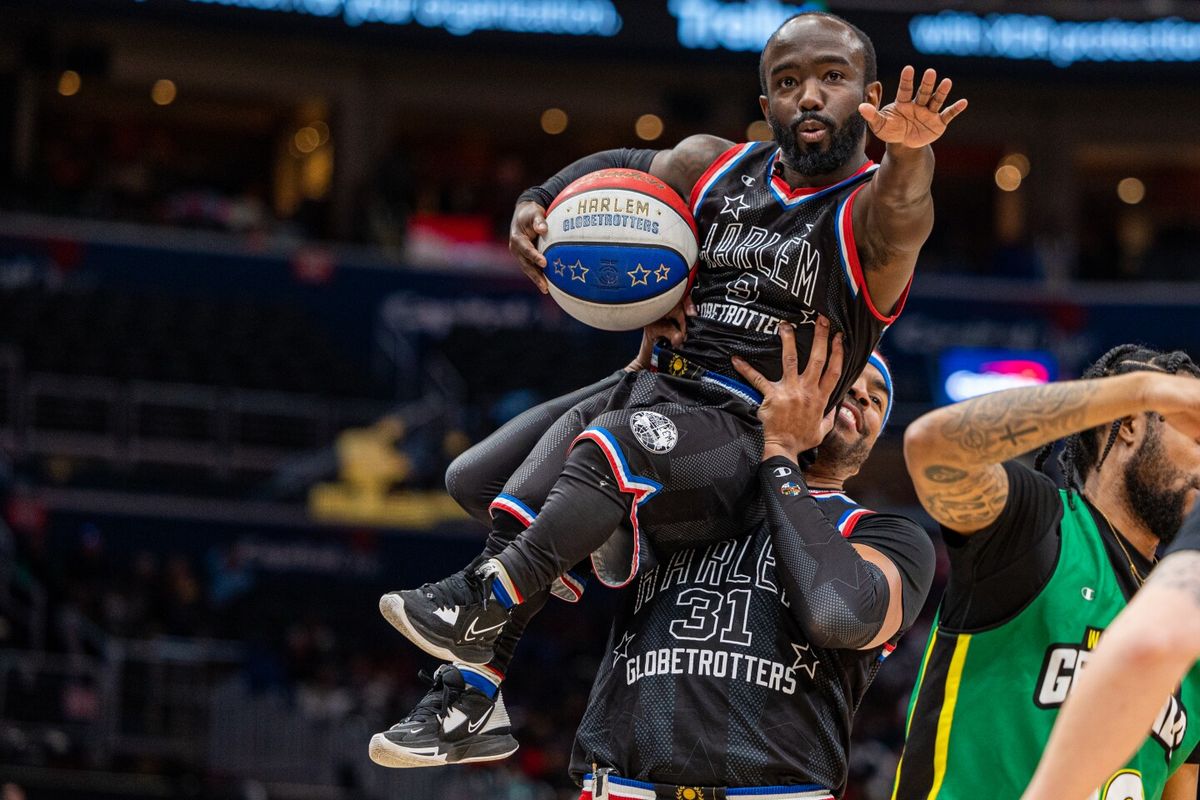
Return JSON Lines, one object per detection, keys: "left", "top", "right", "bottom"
{"left": 910, "top": 11, "right": 1200, "bottom": 67}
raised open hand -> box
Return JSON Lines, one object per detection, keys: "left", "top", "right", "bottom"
{"left": 859, "top": 65, "right": 968, "bottom": 150}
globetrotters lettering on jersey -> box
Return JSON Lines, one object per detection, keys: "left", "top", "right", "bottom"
{"left": 571, "top": 486, "right": 933, "bottom": 797}
{"left": 678, "top": 142, "right": 907, "bottom": 407}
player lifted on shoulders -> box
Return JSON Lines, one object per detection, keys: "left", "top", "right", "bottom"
{"left": 379, "top": 11, "right": 965, "bottom": 703}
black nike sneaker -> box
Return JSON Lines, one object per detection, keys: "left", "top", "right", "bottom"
{"left": 368, "top": 665, "right": 518, "bottom": 768}
{"left": 379, "top": 561, "right": 512, "bottom": 665}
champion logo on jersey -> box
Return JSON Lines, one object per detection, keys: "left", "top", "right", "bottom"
{"left": 630, "top": 411, "right": 678, "bottom": 454}
{"left": 773, "top": 466, "right": 793, "bottom": 478}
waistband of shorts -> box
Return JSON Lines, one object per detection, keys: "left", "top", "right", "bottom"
{"left": 580, "top": 773, "right": 834, "bottom": 800}
{"left": 649, "top": 345, "right": 762, "bottom": 406}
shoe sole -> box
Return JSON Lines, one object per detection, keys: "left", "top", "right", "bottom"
{"left": 378, "top": 593, "right": 491, "bottom": 665}
{"left": 368, "top": 732, "right": 519, "bottom": 769}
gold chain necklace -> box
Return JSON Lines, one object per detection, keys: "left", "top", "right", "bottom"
{"left": 1089, "top": 499, "right": 1156, "bottom": 586}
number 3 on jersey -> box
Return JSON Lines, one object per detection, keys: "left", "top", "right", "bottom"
{"left": 1088, "top": 769, "right": 1143, "bottom": 800}
{"left": 670, "top": 588, "right": 754, "bottom": 645}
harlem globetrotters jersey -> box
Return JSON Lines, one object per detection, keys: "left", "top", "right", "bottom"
{"left": 673, "top": 142, "right": 906, "bottom": 400}
{"left": 570, "top": 489, "right": 917, "bottom": 796}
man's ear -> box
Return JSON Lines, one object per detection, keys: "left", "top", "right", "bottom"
{"left": 864, "top": 80, "right": 883, "bottom": 108}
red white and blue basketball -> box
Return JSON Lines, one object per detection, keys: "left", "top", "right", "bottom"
{"left": 539, "top": 169, "right": 698, "bottom": 331}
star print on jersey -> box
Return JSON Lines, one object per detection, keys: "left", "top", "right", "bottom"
{"left": 613, "top": 631, "right": 637, "bottom": 661}
{"left": 569, "top": 260, "right": 588, "bottom": 282}
{"left": 796, "top": 309, "right": 817, "bottom": 325}
{"left": 628, "top": 264, "right": 651, "bottom": 286}
{"left": 720, "top": 194, "right": 750, "bottom": 220}
{"left": 552, "top": 258, "right": 566, "bottom": 276}
{"left": 791, "top": 642, "right": 820, "bottom": 679}
{"left": 654, "top": 264, "right": 671, "bottom": 282}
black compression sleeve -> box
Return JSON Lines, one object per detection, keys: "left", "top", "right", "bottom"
{"left": 759, "top": 456, "right": 890, "bottom": 650}
{"left": 517, "top": 148, "right": 659, "bottom": 207}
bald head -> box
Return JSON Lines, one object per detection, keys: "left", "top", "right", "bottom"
{"left": 758, "top": 11, "right": 877, "bottom": 95}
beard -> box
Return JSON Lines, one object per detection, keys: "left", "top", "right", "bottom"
{"left": 769, "top": 108, "right": 867, "bottom": 176}
{"left": 819, "top": 427, "right": 872, "bottom": 476}
{"left": 1122, "top": 421, "right": 1195, "bottom": 546}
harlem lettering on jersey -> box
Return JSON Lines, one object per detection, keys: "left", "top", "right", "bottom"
{"left": 1035, "top": 626, "right": 1189, "bottom": 762}
{"left": 570, "top": 489, "right": 901, "bottom": 794}
{"left": 675, "top": 142, "right": 905, "bottom": 398}
{"left": 620, "top": 539, "right": 803, "bottom": 696}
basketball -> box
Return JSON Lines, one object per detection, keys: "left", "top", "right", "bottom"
{"left": 539, "top": 168, "right": 698, "bottom": 331}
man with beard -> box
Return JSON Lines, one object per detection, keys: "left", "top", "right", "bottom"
{"left": 380, "top": 12, "right": 965, "bottom": 710}
{"left": 374, "top": 326, "right": 934, "bottom": 800}
{"left": 895, "top": 344, "right": 1200, "bottom": 800}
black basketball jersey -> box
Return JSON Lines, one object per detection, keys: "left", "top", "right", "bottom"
{"left": 678, "top": 142, "right": 906, "bottom": 397}
{"left": 569, "top": 489, "right": 896, "bottom": 796}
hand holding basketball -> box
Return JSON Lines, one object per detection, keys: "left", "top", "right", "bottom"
{"left": 509, "top": 201, "right": 550, "bottom": 294}
{"left": 859, "top": 66, "right": 968, "bottom": 150}
{"left": 733, "top": 316, "right": 844, "bottom": 460}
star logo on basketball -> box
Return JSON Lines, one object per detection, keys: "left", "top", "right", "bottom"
{"left": 568, "top": 260, "right": 589, "bottom": 282}
{"left": 551, "top": 258, "right": 566, "bottom": 276}
{"left": 630, "top": 410, "right": 678, "bottom": 454}
{"left": 654, "top": 264, "right": 671, "bottom": 282}
{"left": 628, "top": 264, "right": 651, "bottom": 286}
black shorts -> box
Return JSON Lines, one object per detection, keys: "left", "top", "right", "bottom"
{"left": 495, "top": 370, "right": 765, "bottom": 588}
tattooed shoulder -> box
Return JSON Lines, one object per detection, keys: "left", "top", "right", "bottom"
{"left": 919, "top": 465, "right": 1009, "bottom": 530}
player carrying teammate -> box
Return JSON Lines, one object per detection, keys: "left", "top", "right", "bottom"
{"left": 894, "top": 345, "right": 1200, "bottom": 799}
{"left": 381, "top": 11, "right": 964, "bottom": 690}
{"left": 372, "top": 323, "right": 934, "bottom": 796}
{"left": 569, "top": 323, "right": 934, "bottom": 799}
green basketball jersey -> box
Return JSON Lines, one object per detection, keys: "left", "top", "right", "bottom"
{"left": 892, "top": 490, "right": 1200, "bottom": 800}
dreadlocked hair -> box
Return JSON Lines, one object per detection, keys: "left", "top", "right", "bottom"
{"left": 1033, "top": 344, "right": 1200, "bottom": 508}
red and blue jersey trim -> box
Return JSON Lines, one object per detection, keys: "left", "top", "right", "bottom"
{"left": 489, "top": 492, "right": 537, "bottom": 527}
{"left": 836, "top": 507, "right": 874, "bottom": 538}
{"left": 768, "top": 154, "right": 877, "bottom": 209}
{"left": 835, "top": 182, "right": 911, "bottom": 324}
{"left": 571, "top": 426, "right": 664, "bottom": 588}
{"left": 689, "top": 141, "right": 763, "bottom": 216}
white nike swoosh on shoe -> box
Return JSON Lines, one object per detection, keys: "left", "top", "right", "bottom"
{"left": 462, "top": 618, "right": 506, "bottom": 641}
{"left": 466, "top": 705, "right": 493, "bottom": 734}
{"left": 441, "top": 707, "right": 468, "bottom": 733}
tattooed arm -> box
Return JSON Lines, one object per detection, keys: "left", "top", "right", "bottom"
{"left": 903, "top": 372, "right": 1200, "bottom": 533}
{"left": 1022, "top": 545, "right": 1200, "bottom": 800}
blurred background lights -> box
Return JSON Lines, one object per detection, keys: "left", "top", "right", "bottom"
{"left": 745, "top": 119, "right": 772, "bottom": 141}
{"left": 540, "top": 107, "right": 568, "bottom": 135}
{"left": 151, "top": 79, "right": 177, "bottom": 106}
{"left": 1117, "top": 177, "right": 1145, "bottom": 205}
{"left": 294, "top": 126, "right": 321, "bottom": 154}
{"left": 994, "top": 164, "right": 1022, "bottom": 192}
{"left": 635, "top": 113, "right": 664, "bottom": 141}
{"left": 57, "top": 70, "right": 81, "bottom": 97}
{"left": 999, "top": 152, "right": 1031, "bottom": 177}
